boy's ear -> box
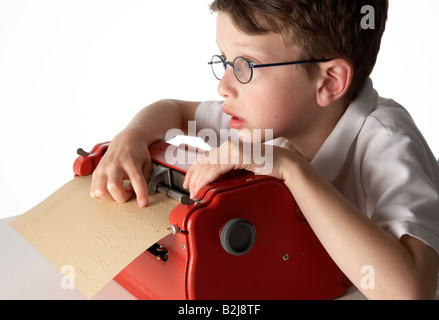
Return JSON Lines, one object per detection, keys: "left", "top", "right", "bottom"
{"left": 316, "top": 59, "right": 353, "bottom": 107}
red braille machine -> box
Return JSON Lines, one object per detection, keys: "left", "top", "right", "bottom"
{"left": 73, "top": 140, "right": 350, "bottom": 299}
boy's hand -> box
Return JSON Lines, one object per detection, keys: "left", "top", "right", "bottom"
{"left": 90, "top": 130, "right": 152, "bottom": 208}
{"left": 183, "top": 140, "right": 294, "bottom": 199}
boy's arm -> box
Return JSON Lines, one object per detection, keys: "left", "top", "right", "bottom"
{"left": 280, "top": 152, "right": 438, "bottom": 299}
{"left": 90, "top": 99, "right": 200, "bottom": 207}
{"left": 184, "top": 143, "right": 439, "bottom": 299}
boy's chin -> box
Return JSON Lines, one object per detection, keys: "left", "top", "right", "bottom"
{"left": 237, "top": 128, "right": 273, "bottom": 144}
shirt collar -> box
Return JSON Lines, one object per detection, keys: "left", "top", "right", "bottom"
{"left": 310, "top": 78, "right": 378, "bottom": 181}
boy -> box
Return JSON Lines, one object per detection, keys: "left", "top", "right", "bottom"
{"left": 90, "top": 0, "right": 439, "bottom": 299}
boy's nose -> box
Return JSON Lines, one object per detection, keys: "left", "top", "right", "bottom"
{"left": 217, "top": 66, "right": 238, "bottom": 98}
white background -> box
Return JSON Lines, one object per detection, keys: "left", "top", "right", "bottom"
{"left": 1, "top": 0, "right": 438, "bottom": 220}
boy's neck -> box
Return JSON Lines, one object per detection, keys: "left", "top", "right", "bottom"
{"left": 288, "top": 100, "right": 349, "bottom": 162}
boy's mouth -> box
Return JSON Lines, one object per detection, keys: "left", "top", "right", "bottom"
{"left": 222, "top": 106, "right": 248, "bottom": 130}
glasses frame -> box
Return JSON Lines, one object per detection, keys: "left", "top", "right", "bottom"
{"left": 209, "top": 55, "right": 333, "bottom": 84}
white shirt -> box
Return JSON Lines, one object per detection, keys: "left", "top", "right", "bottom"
{"left": 195, "top": 79, "right": 439, "bottom": 296}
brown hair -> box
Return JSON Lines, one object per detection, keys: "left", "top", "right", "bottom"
{"left": 209, "top": 0, "right": 388, "bottom": 103}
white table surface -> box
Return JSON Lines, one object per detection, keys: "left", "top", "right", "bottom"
{"left": 0, "top": 215, "right": 365, "bottom": 300}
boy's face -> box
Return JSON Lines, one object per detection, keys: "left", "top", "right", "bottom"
{"left": 216, "top": 13, "right": 321, "bottom": 144}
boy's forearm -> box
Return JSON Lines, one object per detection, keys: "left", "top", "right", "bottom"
{"left": 281, "top": 155, "right": 438, "bottom": 299}
{"left": 123, "top": 99, "right": 199, "bottom": 145}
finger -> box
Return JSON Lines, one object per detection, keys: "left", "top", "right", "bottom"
{"left": 90, "top": 171, "right": 98, "bottom": 198}
{"left": 90, "top": 171, "right": 114, "bottom": 201}
{"left": 188, "top": 166, "right": 202, "bottom": 199}
{"left": 186, "top": 152, "right": 216, "bottom": 198}
{"left": 126, "top": 166, "right": 149, "bottom": 208}
{"left": 183, "top": 165, "right": 194, "bottom": 190}
{"left": 184, "top": 161, "right": 201, "bottom": 199}
{"left": 107, "top": 171, "right": 133, "bottom": 204}
{"left": 188, "top": 165, "right": 219, "bottom": 200}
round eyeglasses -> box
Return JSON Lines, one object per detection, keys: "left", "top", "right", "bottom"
{"left": 208, "top": 55, "right": 333, "bottom": 84}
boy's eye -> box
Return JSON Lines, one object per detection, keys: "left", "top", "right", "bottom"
{"left": 240, "top": 53, "right": 259, "bottom": 62}
{"left": 242, "top": 57, "right": 257, "bottom": 65}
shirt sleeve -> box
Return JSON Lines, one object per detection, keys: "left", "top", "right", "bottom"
{"left": 359, "top": 114, "right": 439, "bottom": 257}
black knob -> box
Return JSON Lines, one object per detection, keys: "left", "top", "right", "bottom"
{"left": 220, "top": 218, "right": 256, "bottom": 256}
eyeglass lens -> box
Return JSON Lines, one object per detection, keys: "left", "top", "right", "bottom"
{"left": 210, "top": 55, "right": 253, "bottom": 84}
{"left": 210, "top": 55, "right": 225, "bottom": 81}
